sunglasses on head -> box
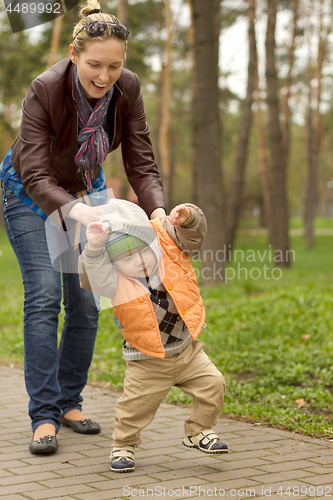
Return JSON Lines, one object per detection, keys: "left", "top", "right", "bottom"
{"left": 73, "top": 20, "right": 129, "bottom": 43}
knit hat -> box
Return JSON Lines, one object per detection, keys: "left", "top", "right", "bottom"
{"left": 100, "top": 199, "right": 160, "bottom": 275}
{"left": 106, "top": 233, "right": 146, "bottom": 261}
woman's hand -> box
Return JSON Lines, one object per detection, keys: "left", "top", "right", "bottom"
{"left": 86, "top": 222, "right": 110, "bottom": 249}
{"left": 67, "top": 202, "right": 106, "bottom": 225}
{"left": 150, "top": 207, "right": 166, "bottom": 219}
{"left": 168, "top": 204, "right": 191, "bottom": 226}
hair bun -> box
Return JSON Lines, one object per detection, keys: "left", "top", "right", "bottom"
{"left": 86, "top": 8, "right": 102, "bottom": 15}
{"left": 80, "top": 1, "right": 102, "bottom": 18}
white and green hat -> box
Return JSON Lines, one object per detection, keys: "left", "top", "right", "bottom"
{"left": 105, "top": 233, "right": 146, "bottom": 261}
{"left": 100, "top": 198, "right": 160, "bottom": 273}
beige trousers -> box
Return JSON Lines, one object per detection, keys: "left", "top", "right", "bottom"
{"left": 112, "top": 340, "right": 226, "bottom": 447}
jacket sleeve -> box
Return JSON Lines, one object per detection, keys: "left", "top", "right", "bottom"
{"left": 78, "top": 245, "right": 119, "bottom": 297}
{"left": 120, "top": 73, "right": 165, "bottom": 217}
{"left": 17, "top": 80, "right": 80, "bottom": 221}
{"left": 161, "top": 204, "right": 207, "bottom": 254}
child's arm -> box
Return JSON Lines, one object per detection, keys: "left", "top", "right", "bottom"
{"left": 162, "top": 203, "right": 207, "bottom": 253}
{"left": 78, "top": 222, "right": 119, "bottom": 297}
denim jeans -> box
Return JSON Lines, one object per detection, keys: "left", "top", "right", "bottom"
{"left": 2, "top": 185, "right": 99, "bottom": 432}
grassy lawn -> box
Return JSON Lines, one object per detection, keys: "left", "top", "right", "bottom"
{"left": 289, "top": 217, "right": 333, "bottom": 229}
{"left": 1, "top": 226, "right": 333, "bottom": 439}
{"left": 240, "top": 216, "right": 333, "bottom": 230}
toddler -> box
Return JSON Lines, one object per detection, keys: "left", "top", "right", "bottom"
{"left": 79, "top": 198, "right": 228, "bottom": 472}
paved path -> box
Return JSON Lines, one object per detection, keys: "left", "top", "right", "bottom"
{"left": 1, "top": 365, "right": 333, "bottom": 500}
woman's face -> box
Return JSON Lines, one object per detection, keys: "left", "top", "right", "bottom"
{"left": 70, "top": 38, "right": 125, "bottom": 100}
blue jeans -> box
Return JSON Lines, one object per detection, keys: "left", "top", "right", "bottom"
{"left": 2, "top": 185, "right": 99, "bottom": 432}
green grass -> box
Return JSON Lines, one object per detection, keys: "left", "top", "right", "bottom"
{"left": 289, "top": 217, "right": 333, "bottom": 229}
{"left": 239, "top": 216, "right": 333, "bottom": 230}
{"left": 1, "top": 228, "right": 333, "bottom": 438}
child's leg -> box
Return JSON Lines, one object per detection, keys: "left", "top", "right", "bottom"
{"left": 111, "top": 358, "right": 173, "bottom": 472}
{"left": 175, "top": 341, "right": 226, "bottom": 437}
{"left": 112, "top": 357, "right": 174, "bottom": 448}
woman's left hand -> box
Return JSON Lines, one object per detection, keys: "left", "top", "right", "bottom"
{"left": 150, "top": 207, "right": 166, "bottom": 219}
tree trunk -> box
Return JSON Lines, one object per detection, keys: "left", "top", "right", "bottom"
{"left": 168, "top": 130, "right": 177, "bottom": 209}
{"left": 304, "top": 0, "right": 333, "bottom": 248}
{"left": 304, "top": 1, "right": 316, "bottom": 250}
{"left": 117, "top": 0, "right": 128, "bottom": 25}
{"left": 47, "top": 15, "right": 62, "bottom": 68}
{"left": 282, "top": 0, "right": 299, "bottom": 167}
{"left": 265, "top": 0, "right": 290, "bottom": 267}
{"left": 191, "top": 0, "right": 225, "bottom": 284}
{"left": 225, "top": 0, "right": 257, "bottom": 252}
{"left": 158, "top": 0, "right": 173, "bottom": 209}
{"left": 186, "top": 0, "right": 195, "bottom": 202}
{"left": 255, "top": 87, "right": 273, "bottom": 241}
{"left": 114, "top": 0, "right": 129, "bottom": 199}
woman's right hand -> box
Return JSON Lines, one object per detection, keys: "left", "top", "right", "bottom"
{"left": 67, "top": 202, "right": 106, "bottom": 225}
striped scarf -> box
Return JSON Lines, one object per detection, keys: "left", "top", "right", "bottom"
{"left": 73, "top": 65, "right": 113, "bottom": 192}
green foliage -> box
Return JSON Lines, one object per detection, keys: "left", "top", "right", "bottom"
{"left": 1, "top": 1, "right": 333, "bottom": 220}
{"left": 290, "top": 217, "right": 333, "bottom": 229}
{"left": 0, "top": 13, "right": 47, "bottom": 159}
{"left": 200, "top": 282, "right": 333, "bottom": 434}
{"left": 37, "top": 8, "right": 78, "bottom": 63}
{"left": 221, "top": 2, "right": 247, "bottom": 31}
{"left": 0, "top": 18, "right": 44, "bottom": 100}
{"left": 0, "top": 0, "right": 333, "bottom": 437}
{"left": 1, "top": 228, "right": 333, "bottom": 437}
{"left": 0, "top": 230, "right": 24, "bottom": 363}
{"left": 102, "top": 0, "right": 166, "bottom": 78}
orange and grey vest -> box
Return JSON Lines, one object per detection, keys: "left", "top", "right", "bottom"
{"left": 111, "top": 218, "right": 205, "bottom": 358}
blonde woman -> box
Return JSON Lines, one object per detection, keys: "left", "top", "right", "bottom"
{"left": 0, "top": 0, "right": 165, "bottom": 454}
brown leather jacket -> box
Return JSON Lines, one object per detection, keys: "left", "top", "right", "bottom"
{"left": 11, "top": 58, "right": 165, "bottom": 218}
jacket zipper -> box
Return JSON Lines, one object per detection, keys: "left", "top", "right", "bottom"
{"left": 109, "top": 103, "right": 118, "bottom": 151}
{"left": 109, "top": 82, "right": 122, "bottom": 151}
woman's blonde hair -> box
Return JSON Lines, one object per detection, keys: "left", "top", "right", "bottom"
{"left": 72, "top": 0, "right": 128, "bottom": 55}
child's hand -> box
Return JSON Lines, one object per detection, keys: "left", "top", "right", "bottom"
{"left": 168, "top": 204, "right": 191, "bottom": 226}
{"left": 86, "top": 222, "right": 110, "bottom": 249}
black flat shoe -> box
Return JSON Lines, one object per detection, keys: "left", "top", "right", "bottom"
{"left": 29, "top": 435, "right": 58, "bottom": 455}
{"left": 60, "top": 416, "right": 101, "bottom": 434}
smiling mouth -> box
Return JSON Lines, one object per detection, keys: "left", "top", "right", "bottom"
{"left": 92, "top": 81, "right": 107, "bottom": 89}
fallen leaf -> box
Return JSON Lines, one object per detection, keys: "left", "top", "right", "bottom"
{"left": 295, "top": 398, "right": 306, "bottom": 406}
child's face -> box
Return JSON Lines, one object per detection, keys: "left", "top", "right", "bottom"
{"left": 112, "top": 245, "right": 157, "bottom": 278}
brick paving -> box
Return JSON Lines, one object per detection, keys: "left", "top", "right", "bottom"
{"left": 1, "top": 365, "right": 333, "bottom": 500}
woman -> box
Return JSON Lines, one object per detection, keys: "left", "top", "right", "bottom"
{"left": 0, "top": 0, "right": 165, "bottom": 454}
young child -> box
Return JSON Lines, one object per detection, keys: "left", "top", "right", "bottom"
{"left": 79, "top": 198, "right": 227, "bottom": 473}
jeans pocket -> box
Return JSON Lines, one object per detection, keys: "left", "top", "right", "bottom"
{"left": 3, "top": 184, "right": 19, "bottom": 208}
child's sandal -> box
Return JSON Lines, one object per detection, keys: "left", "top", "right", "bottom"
{"left": 182, "top": 428, "right": 228, "bottom": 454}
{"left": 110, "top": 446, "right": 135, "bottom": 473}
